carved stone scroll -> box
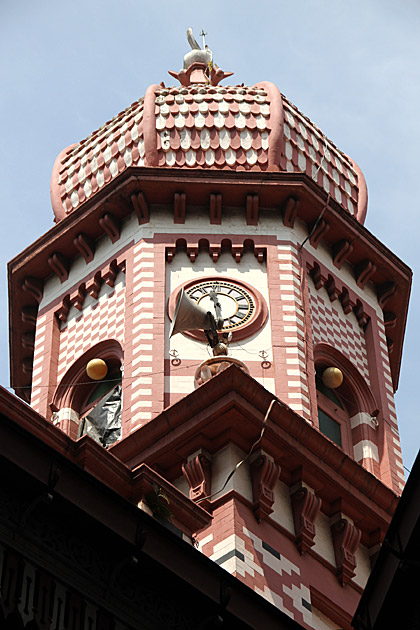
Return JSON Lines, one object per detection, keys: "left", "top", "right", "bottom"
{"left": 182, "top": 452, "right": 212, "bottom": 510}
{"left": 131, "top": 191, "right": 150, "bottom": 224}
{"left": 282, "top": 196, "right": 299, "bottom": 228}
{"left": 99, "top": 213, "right": 121, "bottom": 243}
{"left": 330, "top": 517, "right": 361, "bottom": 585}
{"left": 356, "top": 259, "right": 376, "bottom": 289}
{"left": 290, "top": 486, "right": 322, "bottom": 554}
{"left": 332, "top": 240, "right": 353, "bottom": 270}
{"left": 48, "top": 252, "right": 69, "bottom": 283}
{"left": 250, "top": 452, "right": 280, "bottom": 522}
{"left": 74, "top": 233, "right": 95, "bottom": 263}
{"left": 22, "top": 277, "right": 43, "bottom": 304}
{"left": 377, "top": 282, "right": 396, "bottom": 309}
{"left": 309, "top": 218, "right": 329, "bottom": 249}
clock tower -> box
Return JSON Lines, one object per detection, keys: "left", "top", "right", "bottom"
{"left": 8, "top": 33, "right": 411, "bottom": 630}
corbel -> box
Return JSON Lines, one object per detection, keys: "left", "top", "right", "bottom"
{"left": 187, "top": 245, "right": 199, "bottom": 263}
{"left": 250, "top": 451, "right": 280, "bottom": 522}
{"left": 70, "top": 283, "right": 86, "bottom": 311}
{"left": 56, "top": 295, "right": 71, "bottom": 323}
{"left": 85, "top": 271, "right": 102, "bottom": 299}
{"left": 282, "top": 196, "right": 300, "bottom": 228}
{"left": 231, "top": 244, "right": 243, "bottom": 263}
{"left": 48, "top": 252, "right": 69, "bottom": 283}
{"left": 174, "top": 192, "right": 186, "bottom": 224}
{"left": 21, "top": 306, "right": 37, "bottom": 325}
{"left": 325, "top": 275, "right": 340, "bottom": 302}
{"left": 383, "top": 311, "right": 396, "bottom": 330}
{"left": 377, "top": 282, "right": 396, "bottom": 309}
{"left": 99, "top": 212, "right": 121, "bottom": 243}
{"left": 21, "top": 358, "right": 33, "bottom": 375}
{"left": 309, "top": 218, "right": 329, "bottom": 249}
{"left": 354, "top": 300, "right": 369, "bottom": 328}
{"left": 21, "top": 332, "right": 35, "bottom": 351}
{"left": 182, "top": 450, "right": 212, "bottom": 510}
{"left": 310, "top": 262, "right": 327, "bottom": 290}
{"left": 209, "top": 193, "right": 222, "bottom": 225}
{"left": 356, "top": 260, "right": 377, "bottom": 289}
{"left": 330, "top": 515, "right": 361, "bottom": 585}
{"left": 246, "top": 193, "right": 259, "bottom": 226}
{"left": 131, "top": 191, "right": 149, "bottom": 224}
{"left": 22, "top": 277, "right": 43, "bottom": 304}
{"left": 339, "top": 287, "right": 356, "bottom": 315}
{"left": 209, "top": 244, "right": 221, "bottom": 262}
{"left": 73, "top": 233, "right": 95, "bottom": 263}
{"left": 103, "top": 260, "right": 121, "bottom": 287}
{"left": 332, "top": 240, "right": 353, "bottom": 270}
{"left": 290, "top": 483, "right": 322, "bottom": 554}
{"left": 254, "top": 246, "right": 265, "bottom": 263}
{"left": 386, "top": 337, "right": 394, "bottom": 354}
{"left": 166, "top": 246, "right": 176, "bottom": 263}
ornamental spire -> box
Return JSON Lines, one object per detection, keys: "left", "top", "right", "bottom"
{"left": 168, "top": 27, "right": 233, "bottom": 87}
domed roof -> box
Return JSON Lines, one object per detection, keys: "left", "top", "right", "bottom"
{"left": 51, "top": 59, "right": 367, "bottom": 224}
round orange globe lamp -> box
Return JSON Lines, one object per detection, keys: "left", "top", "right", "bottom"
{"left": 86, "top": 358, "right": 108, "bottom": 381}
{"left": 322, "top": 367, "right": 343, "bottom": 389}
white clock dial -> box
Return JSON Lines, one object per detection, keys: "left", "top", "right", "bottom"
{"left": 186, "top": 280, "right": 256, "bottom": 330}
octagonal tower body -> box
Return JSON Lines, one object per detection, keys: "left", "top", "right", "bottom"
{"left": 9, "top": 55, "right": 411, "bottom": 630}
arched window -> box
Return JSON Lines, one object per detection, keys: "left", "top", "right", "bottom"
{"left": 51, "top": 340, "right": 123, "bottom": 447}
{"left": 313, "top": 343, "right": 379, "bottom": 468}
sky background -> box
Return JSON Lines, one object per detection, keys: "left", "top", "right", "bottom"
{"left": 1, "top": 0, "right": 419, "bottom": 472}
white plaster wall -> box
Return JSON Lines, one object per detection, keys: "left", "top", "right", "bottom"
{"left": 311, "top": 607, "right": 339, "bottom": 630}
{"left": 269, "top": 480, "right": 295, "bottom": 534}
{"left": 166, "top": 250, "right": 272, "bottom": 365}
{"left": 312, "top": 512, "right": 336, "bottom": 566}
{"left": 211, "top": 443, "right": 253, "bottom": 503}
{"left": 172, "top": 474, "right": 190, "bottom": 497}
{"left": 353, "top": 542, "right": 371, "bottom": 589}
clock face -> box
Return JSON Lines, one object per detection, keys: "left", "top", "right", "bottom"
{"left": 185, "top": 280, "right": 256, "bottom": 331}
{"left": 168, "top": 275, "right": 268, "bottom": 342}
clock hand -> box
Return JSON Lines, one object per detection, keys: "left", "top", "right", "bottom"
{"left": 208, "top": 288, "right": 224, "bottom": 329}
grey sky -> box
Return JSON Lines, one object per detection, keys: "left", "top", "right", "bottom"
{"left": 1, "top": 0, "right": 419, "bottom": 470}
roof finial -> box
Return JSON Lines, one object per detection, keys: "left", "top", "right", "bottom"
{"left": 168, "top": 28, "right": 233, "bottom": 87}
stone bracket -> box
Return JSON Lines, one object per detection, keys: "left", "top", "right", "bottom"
{"left": 73, "top": 233, "right": 95, "bottom": 263}
{"left": 250, "top": 451, "right": 280, "bottom": 522}
{"left": 48, "top": 252, "right": 69, "bottom": 283}
{"left": 330, "top": 516, "right": 361, "bottom": 585}
{"left": 182, "top": 451, "right": 212, "bottom": 510}
{"left": 246, "top": 194, "right": 259, "bottom": 226}
{"left": 99, "top": 212, "right": 121, "bottom": 243}
{"left": 290, "top": 485, "right": 322, "bottom": 554}
{"left": 131, "top": 191, "right": 150, "bottom": 224}
{"left": 282, "top": 196, "right": 300, "bottom": 228}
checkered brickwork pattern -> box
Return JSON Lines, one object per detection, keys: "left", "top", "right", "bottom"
{"left": 124, "top": 240, "right": 157, "bottom": 432}
{"left": 55, "top": 283, "right": 125, "bottom": 384}
{"left": 376, "top": 317, "right": 405, "bottom": 493}
{"left": 272, "top": 244, "right": 311, "bottom": 421}
{"left": 309, "top": 289, "right": 370, "bottom": 384}
{"left": 198, "top": 524, "right": 313, "bottom": 628}
{"left": 30, "top": 313, "right": 49, "bottom": 411}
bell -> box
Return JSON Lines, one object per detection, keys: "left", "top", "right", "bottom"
{"left": 86, "top": 358, "right": 108, "bottom": 380}
{"left": 170, "top": 289, "right": 214, "bottom": 337}
{"left": 322, "top": 367, "right": 343, "bottom": 389}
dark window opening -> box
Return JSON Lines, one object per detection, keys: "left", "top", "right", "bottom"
{"left": 318, "top": 408, "right": 342, "bottom": 447}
